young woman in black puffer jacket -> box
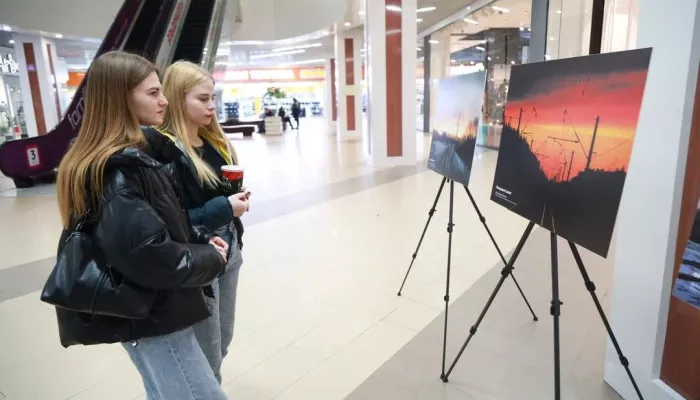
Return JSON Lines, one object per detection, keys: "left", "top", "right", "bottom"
{"left": 54, "top": 51, "right": 229, "bottom": 400}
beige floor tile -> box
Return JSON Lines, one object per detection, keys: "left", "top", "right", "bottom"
{"left": 66, "top": 366, "right": 144, "bottom": 400}
{"left": 223, "top": 346, "right": 323, "bottom": 400}
{"left": 275, "top": 322, "right": 416, "bottom": 400}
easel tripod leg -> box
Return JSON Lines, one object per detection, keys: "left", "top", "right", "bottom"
{"left": 397, "top": 177, "right": 447, "bottom": 296}
{"left": 440, "top": 180, "right": 456, "bottom": 380}
{"left": 550, "top": 233, "right": 562, "bottom": 400}
{"left": 463, "top": 186, "right": 538, "bottom": 321}
{"left": 443, "top": 221, "right": 536, "bottom": 381}
{"left": 568, "top": 242, "right": 645, "bottom": 400}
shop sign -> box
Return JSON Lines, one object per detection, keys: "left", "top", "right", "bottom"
{"left": 0, "top": 54, "right": 19, "bottom": 75}
{"left": 249, "top": 69, "right": 295, "bottom": 81}
{"left": 299, "top": 68, "right": 325, "bottom": 80}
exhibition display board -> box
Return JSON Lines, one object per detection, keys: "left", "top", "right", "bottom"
{"left": 490, "top": 49, "right": 653, "bottom": 257}
{"left": 427, "top": 71, "right": 486, "bottom": 187}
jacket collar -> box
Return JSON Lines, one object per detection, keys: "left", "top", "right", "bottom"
{"left": 107, "top": 147, "right": 162, "bottom": 168}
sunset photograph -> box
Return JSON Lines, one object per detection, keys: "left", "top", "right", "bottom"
{"left": 427, "top": 70, "right": 487, "bottom": 186}
{"left": 490, "top": 48, "right": 652, "bottom": 257}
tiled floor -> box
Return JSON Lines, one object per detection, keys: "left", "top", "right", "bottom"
{"left": 347, "top": 228, "right": 625, "bottom": 400}
{"left": 0, "top": 118, "right": 614, "bottom": 399}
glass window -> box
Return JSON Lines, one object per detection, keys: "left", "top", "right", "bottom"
{"left": 428, "top": 0, "right": 533, "bottom": 149}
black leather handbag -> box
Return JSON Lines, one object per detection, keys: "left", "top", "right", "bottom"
{"left": 40, "top": 211, "right": 156, "bottom": 319}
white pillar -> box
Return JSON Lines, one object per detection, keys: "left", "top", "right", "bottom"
{"left": 12, "top": 33, "right": 63, "bottom": 137}
{"left": 606, "top": 0, "right": 700, "bottom": 398}
{"left": 365, "top": 0, "right": 417, "bottom": 166}
{"left": 334, "top": 27, "right": 363, "bottom": 138}
{"left": 324, "top": 57, "right": 336, "bottom": 131}
{"left": 428, "top": 29, "right": 451, "bottom": 134}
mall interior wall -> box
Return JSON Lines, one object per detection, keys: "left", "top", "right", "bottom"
{"left": 606, "top": 0, "right": 700, "bottom": 398}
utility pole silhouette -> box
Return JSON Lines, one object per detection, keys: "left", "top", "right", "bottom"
{"left": 517, "top": 108, "right": 524, "bottom": 132}
{"left": 567, "top": 150, "right": 574, "bottom": 180}
{"left": 585, "top": 116, "right": 600, "bottom": 170}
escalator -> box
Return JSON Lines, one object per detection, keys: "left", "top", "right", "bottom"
{"left": 0, "top": 0, "right": 223, "bottom": 187}
{"left": 172, "top": 0, "right": 216, "bottom": 64}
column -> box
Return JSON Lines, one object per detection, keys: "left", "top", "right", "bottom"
{"left": 427, "top": 29, "right": 451, "bottom": 135}
{"left": 324, "top": 57, "right": 337, "bottom": 131}
{"left": 334, "top": 28, "right": 363, "bottom": 138}
{"left": 12, "top": 33, "right": 64, "bottom": 137}
{"left": 605, "top": 0, "right": 700, "bottom": 398}
{"left": 365, "top": 0, "right": 418, "bottom": 166}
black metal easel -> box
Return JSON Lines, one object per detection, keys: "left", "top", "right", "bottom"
{"left": 396, "top": 176, "right": 538, "bottom": 379}
{"left": 441, "top": 223, "right": 644, "bottom": 399}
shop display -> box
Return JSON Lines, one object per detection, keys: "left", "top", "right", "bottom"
{"left": 427, "top": 71, "right": 486, "bottom": 186}
{"left": 672, "top": 206, "right": 700, "bottom": 310}
{"left": 490, "top": 48, "right": 652, "bottom": 257}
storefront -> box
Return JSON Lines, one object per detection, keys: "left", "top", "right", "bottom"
{"left": 213, "top": 66, "right": 329, "bottom": 121}
{"left": 423, "top": 0, "right": 533, "bottom": 149}
{"left": 0, "top": 46, "right": 24, "bottom": 141}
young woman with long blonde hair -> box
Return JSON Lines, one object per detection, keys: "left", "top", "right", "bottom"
{"left": 142, "top": 60, "right": 249, "bottom": 383}
{"left": 55, "top": 51, "right": 229, "bottom": 400}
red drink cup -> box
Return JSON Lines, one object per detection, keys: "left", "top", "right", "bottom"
{"left": 221, "top": 165, "right": 244, "bottom": 194}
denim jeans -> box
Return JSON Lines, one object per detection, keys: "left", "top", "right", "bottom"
{"left": 122, "top": 326, "right": 228, "bottom": 400}
{"left": 193, "top": 235, "right": 243, "bottom": 383}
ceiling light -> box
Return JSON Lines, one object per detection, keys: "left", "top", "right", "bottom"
{"left": 417, "top": 18, "right": 423, "bottom": 22}
{"left": 467, "top": 6, "right": 471, "bottom": 10}
{"left": 511, "top": 61, "right": 516, "bottom": 65}
{"left": 475, "top": 46, "right": 485, "bottom": 51}
{"left": 556, "top": 9, "right": 562, "bottom": 14}
{"left": 417, "top": 6, "right": 436, "bottom": 13}
{"left": 519, "top": 26, "right": 525, "bottom": 31}
{"left": 8, "top": 39, "right": 14, "bottom": 44}
{"left": 386, "top": 5, "right": 402, "bottom": 12}
{"left": 272, "top": 43, "right": 322, "bottom": 52}
{"left": 417, "top": 47, "right": 422, "bottom": 51}
{"left": 282, "top": 58, "right": 326, "bottom": 66}
{"left": 464, "top": 18, "right": 479, "bottom": 24}
{"left": 492, "top": 6, "right": 510, "bottom": 13}
{"left": 344, "top": 22, "right": 351, "bottom": 27}
{"left": 1, "top": 25, "right": 11, "bottom": 32}
{"left": 429, "top": 40, "right": 439, "bottom": 44}
{"left": 359, "top": 10, "right": 365, "bottom": 15}
{"left": 550, "top": 36, "right": 556, "bottom": 40}
{"left": 249, "top": 49, "right": 306, "bottom": 59}
{"left": 487, "top": 56, "right": 492, "bottom": 61}
{"left": 55, "top": 33, "right": 63, "bottom": 38}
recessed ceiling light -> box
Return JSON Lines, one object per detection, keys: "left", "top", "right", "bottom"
{"left": 487, "top": 56, "right": 492, "bottom": 61}
{"left": 344, "top": 22, "right": 351, "bottom": 27}
{"left": 492, "top": 6, "right": 510, "bottom": 13}
{"left": 475, "top": 46, "right": 485, "bottom": 51}
{"left": 417, "top": 18, "right": 423, "bottom": 22}
{"left": 1, "top": 25, "right": 11, "bottom": 32}
{"left": 511, "top": 61, "right": 516, "bottom": 65}
{"left": 429, "top": 40, "right": 439, "bottom": 44}
{"left": 55, "top": 33, "right": 63, "bottom": 38}
{"left": 386, "top": 5, "right": 402, "bottom": 12}
{"left": 9, "top": 39, "right": 14, "bottom": 44}
{"left": 359, "top": 10, "right": 365, "bottom": 15}
{"left": 464, "top": 18, "right": 479, "bottom": 24}
{"left": 556, "top": 9, "right": 562, "bottom": 14}
{"left": 519, "top": 26, "right": 525, "bottom": 31}
{"left": 417, "top": 6, "right": 436, "bottom": 13}
{"left": 417, "top": 47, "right": 422, "bottom": 51}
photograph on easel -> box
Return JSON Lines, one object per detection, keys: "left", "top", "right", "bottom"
{"left": 672, "top": 201, "right": 700, "bottom": 310}
{"left": 427, "top": 70, "right": 487, "bottom": 186}
{"left": 490, "top": 48, "right": 652, "bottom": 257}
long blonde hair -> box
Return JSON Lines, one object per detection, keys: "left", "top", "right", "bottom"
{"left": 158, "top": 61, "right": 238, "bottom": 188}
{"left": 57, "top": 51, "right": 157, "bottom": 228}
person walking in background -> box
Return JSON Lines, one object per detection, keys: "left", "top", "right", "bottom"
{"left": 291, "top": 98, "right": 302, "bottom": 130}
{"left": 53, "top": 51, "right": 229, "bottom": 400}
{"left": 144, "top": 60, "right": 249, "bottom": 384}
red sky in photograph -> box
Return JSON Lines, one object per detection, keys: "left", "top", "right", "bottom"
{"left": 504, "top": 69, "right": 648, "bottom": 181}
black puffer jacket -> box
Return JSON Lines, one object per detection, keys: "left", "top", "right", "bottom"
{"left": 142, "top": 127, "right": 244, "bottom": 250}
{"left": 56, "top": 147, "right": 225, "bottom": 347}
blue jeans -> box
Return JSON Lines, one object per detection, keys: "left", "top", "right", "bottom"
{"left": 193, "top": 237, "right": 243, "bottom": 383}
{"left": 122, "top": 327, "right": 228, "bottom": 400}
